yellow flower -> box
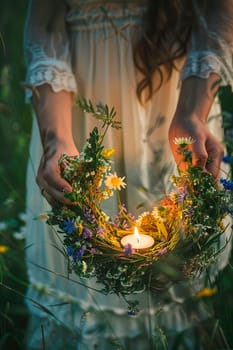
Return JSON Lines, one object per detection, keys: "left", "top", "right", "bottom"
{"left": 0, "top": 245, "right": 9, "bottom": 254}
{"left": 82, "top": 261, "right": 87, "bottom": 274}
{"left": 102, "top": 148, "right": 115, "bottom": 158}
{"left": 105, "top": 172, "right": 126, "bottom": 190}
{"left": 195, "top": 287, "right": 217, "bottom": 298}
{"left": 77, "top": 223, "right": 83, "bottom": 235}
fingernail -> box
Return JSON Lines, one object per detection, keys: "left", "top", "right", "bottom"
{"left": 63, "top": 187, "right": 72, "bottom": 193}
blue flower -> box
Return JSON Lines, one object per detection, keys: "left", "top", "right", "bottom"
{"left": 66, "top": 246, "right": 74, "bottom": 256}
{"left": 127, "top": 301, "right": 139, "bottom": 316}
{"left": 222, "top": 155, "right": 233, "bottom": 164}
{"left": 128, "top": 310, "right": 137, "bottom": 316}
{"left": 63, "top": 218, "right": 76, "bottom": 234}
{"left": 221, "top": 205, "right": 233, "bottom": 215}
{"left": 220, "top": 178, "right": 233, "bottom": 190}
{"left": 74, "top": 248, "right": 84, "bottom": 260}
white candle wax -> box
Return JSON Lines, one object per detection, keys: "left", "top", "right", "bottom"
{"left": 121, "top": 233, "right": 155, "bottom": 250}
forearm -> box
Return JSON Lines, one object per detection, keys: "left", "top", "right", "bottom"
{"left": 32, "top": 84, "right": 74, "bottom": 149}
{"left": 174, "top": 73, "right": 221, "bottom": 123}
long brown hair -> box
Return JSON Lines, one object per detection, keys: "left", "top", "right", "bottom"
{"left": 134, "top": 0, "right": 193, "bottom": 102}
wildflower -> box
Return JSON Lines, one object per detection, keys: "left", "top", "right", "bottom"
{"left": 63, "top": 218, "right": 76, "bottom": 234}
{"left": 83, "top": 207, "right": 96, "bottom": 224}
{"left": 67, "top": 246, "right": 74, "bottom": 256}
{"left": 102, "top": 148, "right": 115, "bottom": 158}
{"left": 13, "top": 226, "right": 26, "bottom": 240}
{"left": 119, "top": 203, "right": 128, "bottom": 214}
{"left": 123, "top": 243, "right": 134, "bottom": 255}
{"left": 82, "top": 227, "right": 93, "bottom": 239}
{"left": 154, "top": 247, "right": 168, "bottom": 257}
{"left": 105, "top": 172, "right": 126, "bottom": 190}
{"left": 96, "top": 227, "right": 105, "bottom": 237}
{"left": 220, "top": 178, "right": 233, "bottom": 190}
{"left": 173, "top": 137, "right": 195, "bottom": 146}
{"left": 36, "top": 214, "right": 49, "bottom": 221}
{"left": 90, "top": 247, "right": 97, "bottom": 254}
{"left": 128, "top": 310, "right": 137, "bottom": 316}
{"left": 77, "top": 222, "right": 83, "bottom": 235}
{"left": 177, "top": 188, "right": 187, "bottom": 204}
{"left": 221, "top": 205, "right": 233, "bottom": 214}
{"left": 75, "top": 248, "right": 84, "bottom": 259}
{"left": 18, "top": 212, "right": 28, "bottom": 222}
{"left": 0, "top": 245, "right": 9, "bottom": 254}
{"left": 127, "top": 301, "right": 139, "bottom": 316}
{"left": 195, "top": 287, "right": 217, "bottom": 298}
{"left": 222, "top": 155, "right": 233, "bottom": 164}
{"left": 82, "top": 261, "right": 87, "bottom": 274}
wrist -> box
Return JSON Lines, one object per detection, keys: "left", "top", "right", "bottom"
{"left": 41, "top": 127, "right": 74, "bottom": 149}
{"left": 33, "top": 85, "right": 74, "bottom": 148}
{"left": 176, "top": 73, "right": 221, "bottom": 122}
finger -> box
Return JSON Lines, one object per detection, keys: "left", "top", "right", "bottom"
{"left": 191, "top": 141, "right": 208, "bottom": 169}
{"left": 40, "top": 188, "right": 58, "bottom": 207}
{"left": 46, "top": 170, "right": 72, "bottom": 193}
{"left": 37, "top": 173, "right": 72, "bottom": 205}
{"left": 40, "top": 184, "right": 72, "bottom": 206}
{"left": 46, "top": 186, "right": 72, "bottom": 205}
{"left": 205, "top": 141, "right": 224, "bottom": 178}
{"left": 205, "top": 158, "right": 221, "bottom": 179}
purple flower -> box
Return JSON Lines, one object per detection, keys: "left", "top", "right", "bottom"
{"left": 63, "top": 218, "right": 76, "bottom": 234}
{"left": 82, "top": 227, "right": 93, "bottom": 239}
{"left": 96, "top": 227, "right": 105, "bottom": 238}
{"left": 178, "top": 190, "right": 186, "bottom": 204}
{"left": 83, "top": 207, "right": 96, "bottom": 224}
{"left": 154, "top": 247, "right": 168, "bottom": 257}
{"left": 178, "top": 187, "right": 187, "bottom": 204}
{"left": 72, "top": 248, "right": 85, "bottom": 260}
{"left": 124, "top": 243, "right": 134, "bottom": 255}
{"left": 77, "top": 249, "right": 84, "bottom": 258}
{"left": 119, "top": 203, "right": 127, "bottom": 214}
{"left": 220, "top": 178, "right": 233, "bottom": 190}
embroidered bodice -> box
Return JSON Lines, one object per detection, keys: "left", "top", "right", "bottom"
{"left": 24, "top": 0, "right": 233, "bottom": 101}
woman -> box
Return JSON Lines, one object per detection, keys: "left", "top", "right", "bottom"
{"left": 24, "top": 0, "right": 233, "bottom": 349}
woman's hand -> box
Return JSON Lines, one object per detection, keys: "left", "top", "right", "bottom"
{"left": 169, "top": 74, "right": 224, "bottom": 178}
{"left": 169, "top": 114, "right": 224, "bottom": 178}
{"left": 36, "top": 138, "right": 79, "bottom": 206}
{"left": 32, "top": 85, "right": 77, "bottom": 206}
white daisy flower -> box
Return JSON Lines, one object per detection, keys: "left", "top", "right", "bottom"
{"left": 173, "top": 137, "right": 195, "bottom": 145}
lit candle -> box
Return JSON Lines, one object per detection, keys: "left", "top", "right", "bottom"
{"left": 121, "top": 227, "right": 155, "bottom": 250}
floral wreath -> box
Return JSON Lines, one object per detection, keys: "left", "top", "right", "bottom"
{"left": 43, "top": 98, "right": 233, "bottom": 313}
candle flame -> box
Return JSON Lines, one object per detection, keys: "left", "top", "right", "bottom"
{"left": 134, "top": 226, "right": 140, "bottom": 244}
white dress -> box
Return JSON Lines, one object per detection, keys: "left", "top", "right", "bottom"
{"left": 24, "top": 1, "right": 233, "bottom": 349}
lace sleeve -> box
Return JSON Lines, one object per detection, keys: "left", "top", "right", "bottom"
{"left": 24, "top": 0, "right": 77, "bottom": 103}
{"left": 181, "top": 0, "right": 233, "bottom": 89}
